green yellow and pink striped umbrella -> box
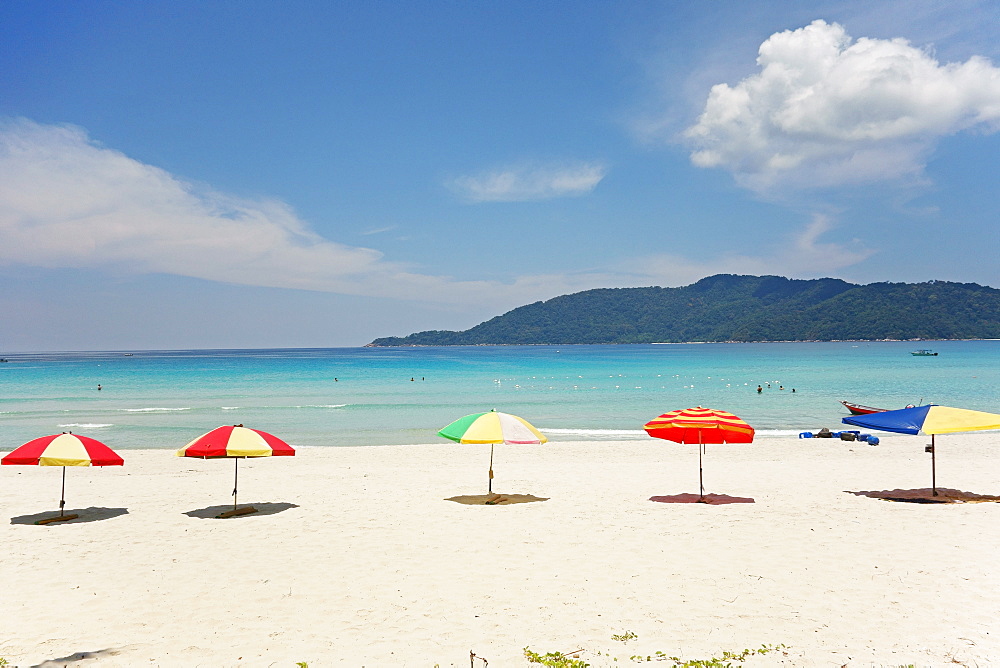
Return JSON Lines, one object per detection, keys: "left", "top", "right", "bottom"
{"left": 438, "top": 410, "right": 547, "bottom": 493}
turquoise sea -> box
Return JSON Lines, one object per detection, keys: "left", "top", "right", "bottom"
{"left": 1, "top": 341, "right": 998, "bottom": 449}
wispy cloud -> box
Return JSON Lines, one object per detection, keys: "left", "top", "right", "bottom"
{"left": 0, "top": 119, "right": 495, "bottom": 303}
{"left": 0, "top": 119, "right": 874, "bottom": 319}
{"left": 449, "top": 162, "right": 607, "bottom": 202}
{"left": 628, "top": 214, "right": 874, "bottom": 286}
{"left": 360, "top": 225, "right": 397, "bottom": 236}
{"left": 0, "top": 120, "right": 614, "bottom": 309}
{"left": 683, "top": 20, "right": 1000, "bottom": 192}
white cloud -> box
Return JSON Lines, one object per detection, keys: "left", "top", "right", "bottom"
{"left": 0, "top": 120, "right": 617, "bottom": 310}
{"left": 0, "top": 119, "right": 874, "bottom": 320}
{"left": 629, "top": 214, "right": 874, "bottom": 286}
{"left": 449, "top": 162, "right": 607, "bottom": 202}
{"left": 360, "top": 225, "right": 398, "bottom": 236}
{"left": 0, "top": 119, "right": 515, "bottom": 304}
{"left": 684, "top": 20, "right": 1000, "bottom": 191}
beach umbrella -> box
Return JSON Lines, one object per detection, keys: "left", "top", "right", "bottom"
{"left": 843, "top": 405, "right": 1000, "bottom": 496}
{"left": 438, "top": 409, "right": 547, "bottom": 493}
{"left": 2, "top": 432, "right": 124, "bottom": 523}
{"left": 177, "top": 424, "right": 294, "bottom": 517}
{"left": 644, "top": 406, "right": 755, "bottom": 502}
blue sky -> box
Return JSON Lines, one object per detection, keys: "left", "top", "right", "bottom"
{"left": 2, "top": 0, "right": 999, "bottom": 350}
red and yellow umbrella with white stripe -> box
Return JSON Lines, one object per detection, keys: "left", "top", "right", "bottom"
{"left": 177, "top": 424, "right": 294, "bottom": 517}
{"left": 644, "top": 406, "right": 754, "bottom": 502}
{"left": 2, "top": 432, "right": 124, "bottom": 523}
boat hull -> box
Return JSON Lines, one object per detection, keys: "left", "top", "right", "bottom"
{"left": 840, "top": 400, "right": 887, "bottom": 415}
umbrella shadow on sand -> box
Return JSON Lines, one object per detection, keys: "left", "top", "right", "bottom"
{"left": 650, "top": 493, "right": 755, "bottom": 505}
{"left": 183, "top": 501, "right": 299, "bottom": 519}
{"left": 848, "top": 488, "right": 1000, "bottom": 504}
{"left": 33, "top": 647, "right": 125, "bottom": 666}
{"left": 445, "top": 493, "right": 548, "bottom": 506}
{"left": 10, "top": 506, "right": 129, "bottom": 525}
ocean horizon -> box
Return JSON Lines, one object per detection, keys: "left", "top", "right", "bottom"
{"left": 2, "top": 340, "right": 998, "bottom": 448}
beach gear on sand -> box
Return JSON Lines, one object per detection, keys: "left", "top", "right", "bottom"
{"left": 644, "top": 406, "right": 754, "bottom": 503}
{"left": 177, "top": 424, "right": 294, "bottom": 518}
{"left": 2, "top": 432, "right": 124, "bottom": 524}
{"left": 438, "top": 409, "right": 547, "bottom": 493}
{"left": 843, "top": 405, "right": 1000, "bottom": 496}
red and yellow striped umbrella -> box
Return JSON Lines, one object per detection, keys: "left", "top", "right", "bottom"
{"left": 644, "top": 406, "right": 754, "bottom": 445}
{"left": 644, "top": 407, "right": 754, "bottom": 502}
{"left": 2, "top": 432, "right": 124, "bottom": 523}
{"left": 177, "top": 424, "right": 295, "bottom": 458}
{"left": 177, "top": 425, "right": 294, "bottom": 518}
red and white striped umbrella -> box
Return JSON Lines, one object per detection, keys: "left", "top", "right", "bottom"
{"left": 2, "top": 433, "right": 124, "bottom": 523}
{"left": 177, "top": 425, "right": 294, "bottom": 517}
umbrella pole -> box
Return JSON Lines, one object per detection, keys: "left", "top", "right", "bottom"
{"left": 233, "top": 457, "right": 239, "bottom": 510}
{"left": 488, "top": 443, "right": 494, "bottom": 494}
{"left": 59, "top": 466, "right": 66, "bottom": 516}
{"left": 931, "top": 434, "right": 937, "bottom": 496}
{"left": 698, "top": 434, "right": 705, "bottom": 502}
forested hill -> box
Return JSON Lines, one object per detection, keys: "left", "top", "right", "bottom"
{"left": 367, "top": 275, "right": 1000, "bottom": 346}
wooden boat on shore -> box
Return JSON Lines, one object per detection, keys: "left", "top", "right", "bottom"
{"left": 840, "top": 400, "right": 888, "bottom": 415}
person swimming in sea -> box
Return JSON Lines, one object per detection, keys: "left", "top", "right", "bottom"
{"left": 756, "top": 385, "right": 762, "bottom": 393}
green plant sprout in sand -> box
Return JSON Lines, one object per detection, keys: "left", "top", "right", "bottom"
{"left": 525, "top": 634, "right": 788, "bottom": 668}
{"left": 629, "top": 643, "right": 788, "bottom": 666}
{"left": 524, "top": 647, "right": 590, "bottom": 667}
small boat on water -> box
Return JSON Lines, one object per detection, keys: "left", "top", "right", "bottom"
{"left": 911, "top": 349, "right": 938, "bottom": 356}
{"left": 840, "top": 400, "right": 888, "bottom": 415}
{"left": 840, "top": 400, "right": 918, "bottom": 415}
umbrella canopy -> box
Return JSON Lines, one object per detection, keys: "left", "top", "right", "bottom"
{"left": 843, "top": 404, "right": 1000, "bottom": 435}
{"left": 438, "top": 410, "right": 546, "bottom": 493}
{"left": 3, "top": 432, "right": 124, "bottom": 467}
{"left": 177, "top": 425, "right": 294, "bottom": 517}
{"left": 2, "top": 433, "right": 124, "bottom": 523}
{"left": 843, "top": 405, "right": 1000, "bottom": 495}
{"left": 644, "top": 406, "right": 755, "bottom": 445}
{"left": 644, "top": 406, "right": 754, "bottom": 502}
{"left": 177, "top": 424, "right": 295, "bottom": 458}
{"left": 438, "top": 410, "right": 548, "bottom": 445}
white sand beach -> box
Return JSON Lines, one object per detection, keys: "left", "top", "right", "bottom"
{"left": 3, "top": 434, "right": 1000, "bottom": 667}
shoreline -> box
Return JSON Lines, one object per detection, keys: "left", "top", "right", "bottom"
{"left": 4, "top": 435, "right": 999, "bottom": 666}
{"left": 364, "top": 337, "right": 984, "bottom": 348}
{"left": 4, "top": 337, "right": 998, "bottom": 355}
